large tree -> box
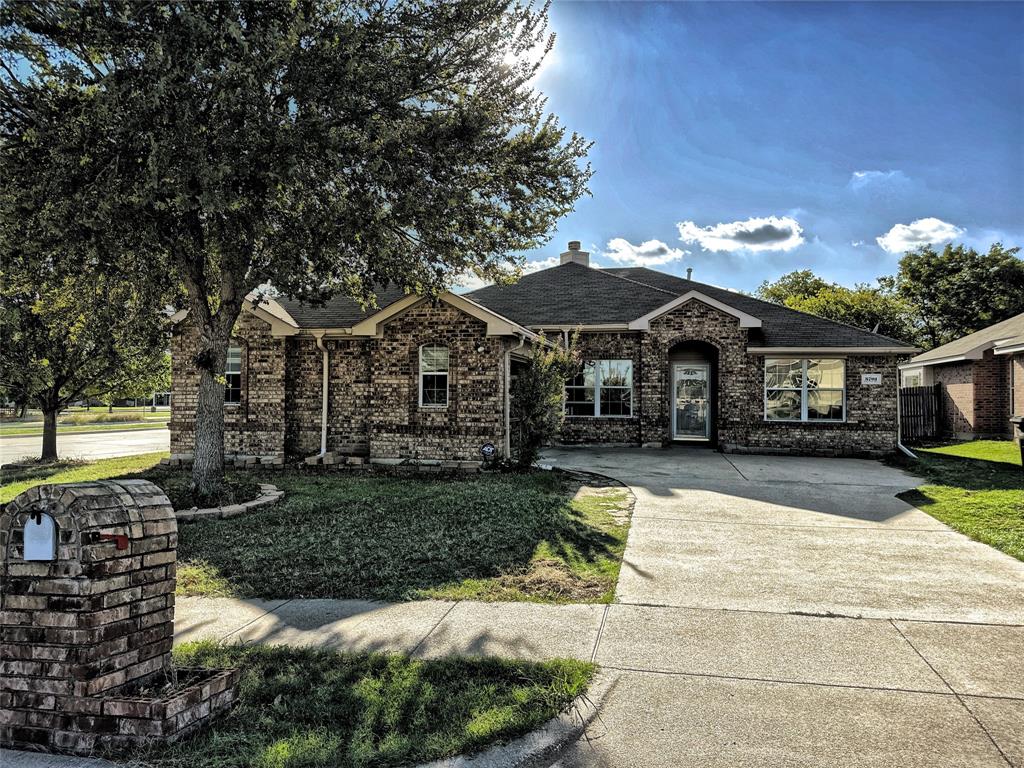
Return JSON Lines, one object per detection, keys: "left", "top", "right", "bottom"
{"left": 883, "top": 243, "right": 1024, "bottom": 348}
{"left": 1, "top": 1, "right": 591, "bottom": 493}
{"left": 0, "top": 268, "right": 167, "bottom": 461}
{"left": 756, "top": 271, "right": 918, "bottom": 344}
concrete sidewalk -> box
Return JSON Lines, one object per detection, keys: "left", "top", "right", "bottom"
{"left": 170, "top": 595, "right": 1023, "bottom": 766}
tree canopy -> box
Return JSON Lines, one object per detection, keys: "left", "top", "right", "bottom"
{"left": 756, "top": 272, "right": 918, "bottom": 344}
{"left": 1, "top": 0, "right": 591, "bottom": 491}
{"left": 884, "top": 243, "right": 1024, "bottom": 348}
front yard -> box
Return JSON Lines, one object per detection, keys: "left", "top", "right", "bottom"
{"left": 133, "top": 642, "right": 593, "bottom": 768}
{"left": 0, "top": 453, "right": 633, "bottom": 604}
{"left": 897, "top": 440, "right": 1023, "bottom": 562}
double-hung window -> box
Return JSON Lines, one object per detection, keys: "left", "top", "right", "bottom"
{"left": 419, "top": 344, "right": 449, "bottom": 407}
{"left": 765, "top": 358, "right": 845, "bottom": 422}
{"left": 565, "top": 359, "right": 633, "bottom": 417}
{"left": 225, "top": 346, "right": 242, "bottom": 404}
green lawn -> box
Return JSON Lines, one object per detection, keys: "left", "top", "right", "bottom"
{"left": 897, "top": 440, "right": 1023, "bottom": 562}
{"left": 0, "top": 452, "right": 258, "bottom": 511}
{"left": 178, "top": 472, "right": 632, "bottom": 603}
{"left": 0, "top": 420, "right": 170, "bottom": 437}
{"left": 0, "top": 453, "right": 633, "bottom": 603}
{"left": 130, "top": 642, "right": 593, "bottom": 768}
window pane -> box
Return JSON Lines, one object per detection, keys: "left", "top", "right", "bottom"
{"left": 225, "top": 373, "right": 241, "bottom": 404}
{"left": 599, "top": 360, "right": 632, "bottom": 388}
{"left": 766, "top": 359, "right": 802, "bottom": 388}
{"left": 226, "top": 346, "right": 242, "bottom": 374}
{"left": 806, "top": 359, "right": 844, "bottom": 389}
{"left": 565, "top": 385, "right": 594, "bottom": 416}
{"left": 420, "top": 345, "right": 449, "bottom": 373}
{"left": 808, "top": 389, "right": 844, "bottom": 420}
{"left": 765, "top": 389, "right": 801, "bottom": 420}
{"left": 600, "top": 387, "right": 631, "bottom": 416}
{"left": 421, "top": 373, "right": 448, "bottom": 406}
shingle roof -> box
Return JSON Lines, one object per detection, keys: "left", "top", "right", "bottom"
{"left": 268, "top": 263, "right": 915, "bottom": 350}
{"left": 910, "top": 312, "right": 1024, "bottom": 364}
{"left": 274, "top": 286, "right": 410, "bottom": 328}
{"left": 466, "top": 263, "right": 914, "bottom": 349}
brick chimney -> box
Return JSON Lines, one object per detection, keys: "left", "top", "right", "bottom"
{"left": 560, "top": 240, "right": 590, "bottom": 267}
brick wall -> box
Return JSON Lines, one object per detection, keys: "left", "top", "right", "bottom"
{"left": 559, "top": 332, "right": 642, "bottom": 445}
{"left": 170, "top": 313, "right": 286, "bottom": 458}
{"left": 559, "top": 300, "right": 901, "bottom": 456}
{"left": 1013, "top": 353, "right": 1024, "bottom": 416}
{"left": 368, "top": 302, "right": 508, "bottom": 461}
{"left": 932, "top": 350, "right": 1012, "bottom": 439}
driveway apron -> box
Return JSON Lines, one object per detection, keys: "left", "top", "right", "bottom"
{"left": 541, "top": 446, "right": 1024, "bottom": 767}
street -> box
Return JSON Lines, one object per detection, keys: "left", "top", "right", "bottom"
{"left": 0, "top": 428, "right": 169, "bottom": 465}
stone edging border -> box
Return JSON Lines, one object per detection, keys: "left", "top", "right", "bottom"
{"left": 416, "top": 672, "right": 619, "bottom": 768}
{"left": 175, "top": 483, "right": 284, "bottom": 522}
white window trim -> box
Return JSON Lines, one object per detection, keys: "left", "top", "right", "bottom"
{"left": 764, "top": 358, "right": 846, "bottom": 423}
{"left": 565, "top": 359, "right": 634, "bottom": 418}
{"left": 418, "top": 344, "right": 449, "bottom": 408}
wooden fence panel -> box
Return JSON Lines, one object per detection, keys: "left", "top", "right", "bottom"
{"left": 900, "top": 384, "right": 942, "bottom": 443}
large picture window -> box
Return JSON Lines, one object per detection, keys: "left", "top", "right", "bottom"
{"left": 419, "top": 344, "right": 449, "bottom": 407}
{"left": 566, "top": 359, "right": 633, "bottom": 417}
{"left": 765, "top": 358, "right": 845, "bottom": 422}
{"left": 225, "top": 345, "right": 242, "bottom": 404}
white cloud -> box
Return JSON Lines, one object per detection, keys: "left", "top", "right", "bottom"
{"left": 876, "top": 217, "right": 964, "bottom": 254}
{"left": 452, "top": 272, "right": 491, "bottom": 292}
{"left": 602, "top": 237, "right": 687, "bottom": 267}
{"left": 676, "top": 216, "right": 804, "bottom": 253}
{"left": 848, "top": 169, "right": 910, "bottom": 191}
{"left": 522, "top": 255, "right": 560, "bottom": 274}
{"left": 851, "top": 240, "right": 865, "bottom": 248}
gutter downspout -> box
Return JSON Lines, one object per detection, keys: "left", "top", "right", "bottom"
{"left": 315, "top": 332, "right": 329, "bottom": 457}
{"left": 504, "top": 333, "right": 527, "bottom": 459}
{"left": 895, "top": 369, "right": 916, "bottom": 459}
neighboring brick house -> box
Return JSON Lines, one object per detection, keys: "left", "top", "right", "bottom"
{"left": 169, "top": 242, "right": 917, "bottom": 462}
{"left": 900, "top": 313, "right": 1024, "bottom": 440}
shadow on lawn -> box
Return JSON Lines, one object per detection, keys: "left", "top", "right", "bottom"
{"left": 174, "top": 471, "right": 625, "bottom": 602}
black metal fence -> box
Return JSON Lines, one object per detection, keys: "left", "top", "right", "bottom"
{"left": 900, "top": 384, "right": 943, "bottom": 443}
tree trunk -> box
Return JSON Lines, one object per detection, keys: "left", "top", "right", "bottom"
{"left": 191, "top": 331, "right": 230, "bottom": 499}
{"left": 41, "top": 408, "right": 58, "bottom": 462}
{"left": 18, "top": 402, "right": 27, "bottom": 418}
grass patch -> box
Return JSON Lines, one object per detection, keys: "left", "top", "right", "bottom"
{"left": 1, "top": 453, "right": 632, "bottom": 603}
{"left": 0, "top": 451, "right": 260, "bottom": 511}
{"left": 895, "top": 440, "right": 1023, "bottom": 562}
{"left": 0, "top": 420, "right": 169, "bottom": 437}
{"left": 129, "top": 641, "right": 594, "bottom": 768}
{"left": 175, "top": 471, "right": 632, "bottom": 603}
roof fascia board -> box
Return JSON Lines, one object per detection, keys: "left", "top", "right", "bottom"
{"left": 242, "top": 298, "right": 300, "bottom": 337}
{"left": 911, "top": 343, "right": 990, "bottom": 367}
{"left": 748, "top": 346, "right": 917, "bottom": 355}
{"left": 529, "top": 324, "right": 632, "bottom": 332}
{"left": 629, "top": 291, "right": 762, "bottom": 330}
{"left": 993, "top": 341, "right": 1024, "bottom": 356}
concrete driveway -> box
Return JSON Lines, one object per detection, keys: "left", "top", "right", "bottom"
{"left": 542, "top": 446, "right": 1024, "bottom": 767}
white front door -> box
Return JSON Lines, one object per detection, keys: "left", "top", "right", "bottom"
{"left": 672, "top": 363, "right": 710, "bottom": 440}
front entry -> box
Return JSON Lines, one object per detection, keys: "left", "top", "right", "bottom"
{"left": 671, "top": 363, "right": 710, "bottom": 440}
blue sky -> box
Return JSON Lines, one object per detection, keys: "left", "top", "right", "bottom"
{"left": 508, "top": 1, "right": 1023, "bottom": 292}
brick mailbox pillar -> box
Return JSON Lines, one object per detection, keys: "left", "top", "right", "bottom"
{"left": 1, "top": 480, "right": 238, "bottom": 755}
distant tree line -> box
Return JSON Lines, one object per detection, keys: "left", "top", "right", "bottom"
{"left": 756, "top": 243, "right": 1024, "bottom": 349}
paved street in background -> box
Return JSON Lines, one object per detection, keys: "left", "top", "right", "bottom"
{"left": 0, "top": 428, "right": 169, "bottom": 465}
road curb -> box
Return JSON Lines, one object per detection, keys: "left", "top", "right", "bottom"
{"left": 417, "top": 671, "right": 619, "bottom": 768}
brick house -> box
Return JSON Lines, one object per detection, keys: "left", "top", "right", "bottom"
{"left": 900, "top": 313, "right": 1024, "bottom": 440}
{"left": 169, "top": 242, "right": 917, "bottom": 462}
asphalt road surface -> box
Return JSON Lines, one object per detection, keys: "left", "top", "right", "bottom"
{"left": 0, "top": 428, "right": 169, "bottom": 465}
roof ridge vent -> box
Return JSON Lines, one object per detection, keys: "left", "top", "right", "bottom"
{"left": 560, "top": 240, "right": 590, "bottom": 267}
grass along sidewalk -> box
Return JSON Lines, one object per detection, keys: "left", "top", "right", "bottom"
{"left": 0, "top": 452, "right": 258, "bottom": 510}
{"left": 130, "top": 642, "right": 594, "bottom": 768}
{"left": 0, "top": 452, "right": 633, "bottom": 604}
{"left": 896, "top": 440, "right": 1023, "bottom": 562}
{"left": 0, "top": 420, "right": 170, "bottom": 437}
